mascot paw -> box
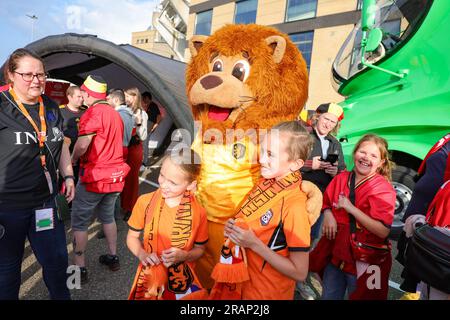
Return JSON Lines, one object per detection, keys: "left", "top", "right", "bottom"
{"left": 301, "top": 181, "right": 323, "bottom": 225}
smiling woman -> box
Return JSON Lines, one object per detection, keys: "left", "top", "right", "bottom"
{"left": 0, "top": 48, "right": 74, "bottom": 300}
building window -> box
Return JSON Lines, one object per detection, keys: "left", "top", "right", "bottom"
{"left": 234, "top": 0, "right": 258, "bottom": 24}
{"left": 195, "top": 10, "right": 213, "bottom": 36}
{"left": 290, "top": 31, "right": 314, "bottom": 71}
{"left": 145, "top": 39, "right": 149, "bottom": 43}
{"left": 285, "top": 0, "right": 317, "bottom": 22}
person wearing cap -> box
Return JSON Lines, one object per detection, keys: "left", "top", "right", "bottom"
{"left": 297, "top": 102, "right": 346, "bottom": 300}
{"left": 71, "top": 75, "right": 130, "bottom": 283}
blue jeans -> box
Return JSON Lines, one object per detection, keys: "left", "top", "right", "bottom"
{"left": 322, "top": 263, "right": 357, "bottom": 300}
{"left": 0, "top": 198, "right": 70, "bottom": 300}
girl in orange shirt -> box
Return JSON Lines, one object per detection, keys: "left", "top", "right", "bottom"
{"left": 222, "top": 121, "right": 316, "bottom": 299}
{"left": 126, "top": 150, "right": 208, "bottom": 299}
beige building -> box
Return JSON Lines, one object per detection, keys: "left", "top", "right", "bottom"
{"left": 132, "top": 29, "right": 178, "bottom": 59}
{"left": 186, "top": 0, "right": 364, "bottom": 109}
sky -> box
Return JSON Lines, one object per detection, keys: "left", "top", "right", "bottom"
{"left": 0, "top": 0, "right": 160, "bottom": 63}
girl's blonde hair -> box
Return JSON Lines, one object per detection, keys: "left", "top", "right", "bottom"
{"left": 271, "top": 121, "right": 313, "bottom": 161}
{"left": 353, "top": 134, "right": 393, "bottom": 181}
{"left": 124, "top": 87, "right": 142, "bottom": 114}
{"left": 162, "top": 149, "right": 202, "bottom": 182}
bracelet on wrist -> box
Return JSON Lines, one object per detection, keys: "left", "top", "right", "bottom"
{"left": 64, "top": 175, "right": 75, "bottom": 181}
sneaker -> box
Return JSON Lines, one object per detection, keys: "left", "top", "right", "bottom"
{"left": 307, "top": 272, "right": 323, "bottom": 297}
{"left": 399, "top": 292, "right": 421, "bottom": 300}
{"left": 80, "top": 267, "right": 88, "bottom": 284}
{"left": 99, "top": 254, "right": 120, "bottom": 271}
{"left": 296, "top": 281, "right": 317, "bottom": 300}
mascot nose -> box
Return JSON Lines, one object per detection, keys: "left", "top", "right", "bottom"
{"left": 200, "top": 75, "right": 223, "bottom": 90}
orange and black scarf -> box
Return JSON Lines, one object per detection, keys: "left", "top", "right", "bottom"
{"left": 129, "top": 190, "right": 207, "bottom": 300}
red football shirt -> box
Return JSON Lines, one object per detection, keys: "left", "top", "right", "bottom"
{"left": 78, "top": 102, "right": 124, "bottom": 170}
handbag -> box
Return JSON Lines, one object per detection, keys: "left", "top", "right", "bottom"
{"left": 348, "top": 172, "right": 391, "bottom": 265}
{"left": 405, "top": 224, "right": 450, "bottom": 294}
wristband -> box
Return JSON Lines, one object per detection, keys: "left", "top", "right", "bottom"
{"left": 64, "top": 175, "right": 75, "bottom": 181}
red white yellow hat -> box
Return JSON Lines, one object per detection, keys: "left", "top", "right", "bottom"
{"left": 316, "top": 102, "right": 344, "bottom": 121}
{"left": 299, "top": 107, "right": 315, "bottom": 125}
{"left": 80, "top": 75, "right": 107, "bottom": 99}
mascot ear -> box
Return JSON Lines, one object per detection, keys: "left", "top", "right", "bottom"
{"left": 265, "top": 35, "right": 287, "bottom": 64}
{"left": 189, "top": 35, "right": 209, "bottom": 58}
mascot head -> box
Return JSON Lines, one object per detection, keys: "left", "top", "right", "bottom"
{"left": 186, "top": 24, "right": 309, "bottom": 136}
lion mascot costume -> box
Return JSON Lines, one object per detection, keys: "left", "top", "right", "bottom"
{"left": 186, "top": 24, "right": 322, "bottom": 289}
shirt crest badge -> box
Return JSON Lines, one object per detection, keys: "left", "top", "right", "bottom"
{"left": 260, "top": 209, "right": 273, "bottom": 226}
{"left": 232, "top": 142, "right": 246, "bottom": 160}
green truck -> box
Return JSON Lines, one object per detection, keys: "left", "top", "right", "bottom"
{"left": 332, "top": 0, "right": 450, "bottom": 236}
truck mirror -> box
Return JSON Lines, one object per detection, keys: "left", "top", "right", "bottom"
{"left": 366, "top": 27, "right": 383, "bottom": 52}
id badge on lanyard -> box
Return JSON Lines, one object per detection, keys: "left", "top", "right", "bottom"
{"left": 35, "top": 208, "right": 55, "bottom": 232}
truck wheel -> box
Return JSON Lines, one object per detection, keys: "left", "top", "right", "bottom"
{"left": 389, "top": 165, "right": 416, "bottom": 240}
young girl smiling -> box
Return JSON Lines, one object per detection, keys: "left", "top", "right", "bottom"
{"left": 311, "top": 134, "right": 396, "bottom": 300}
{"left": 126, "top": 150, "right": 208, "bottom": 300}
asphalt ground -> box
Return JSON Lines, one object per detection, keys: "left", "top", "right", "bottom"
{"left": 19, "top": 155, "right": 406, "bottom": 300}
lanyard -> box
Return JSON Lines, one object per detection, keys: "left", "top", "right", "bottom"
{"left": 9, "top": 88, "right": 53, "bottom": 194}
{"left": 9, "top": 88, "right": 47, "bottom": 167}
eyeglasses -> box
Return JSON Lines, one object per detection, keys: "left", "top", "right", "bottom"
{"left": 14, "top": 72, "right": 47, "bottom": 82}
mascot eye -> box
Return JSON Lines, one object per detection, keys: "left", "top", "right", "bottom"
{"left": 232, "top": 60, "right": 250, "bottom": 82}
{"left": 212, "top": 59, "right": 224, "bottom": 72}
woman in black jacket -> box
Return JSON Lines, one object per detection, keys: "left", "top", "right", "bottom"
{"left": 0, "top": 48, "right": 75, "bottom": 300}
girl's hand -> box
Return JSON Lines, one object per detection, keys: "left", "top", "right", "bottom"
{"left": 138, "top": 252, "right": 161, "bottom": 267}
{"left": 322, "top": 210, "right": 338, "bottom": 240}
{"left": 334, "top": 193, "right": 355, "bottom": 213}
{"left": 224, "top": 218, "right": 235, "bottom": 237}
{"left": 161, "top": 247, "right": 188, "bottom": 267}
{"left": 227, "top": 224, "right": 259, "bottom": 250}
